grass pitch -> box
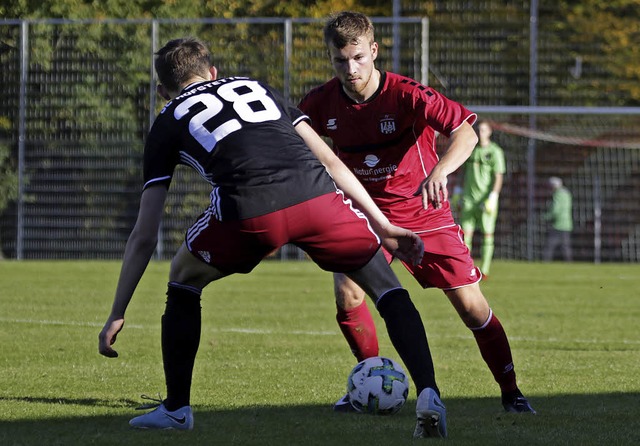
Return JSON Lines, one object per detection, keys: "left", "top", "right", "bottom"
{"left": 0, "top": 259, "right": 639, "bottom": 445}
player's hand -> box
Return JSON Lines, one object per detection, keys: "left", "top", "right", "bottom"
{"left": 380, "top": 224, "right": 424, "bottom": 266}
{"left": 414, "top": 170, "right": 448, "bottom": 210}
{"left": 483, "top": 191, "right": 499, "bottom": 216}
{"left": 98, "top": 317, "right": 125, "bottom": 358}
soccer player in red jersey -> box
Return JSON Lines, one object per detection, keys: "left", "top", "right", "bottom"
{"left": 98, "top": 37, "right": 447, "bottom": 437}
{"left": 299, "top": 11, "right": 535, "bottom": 415}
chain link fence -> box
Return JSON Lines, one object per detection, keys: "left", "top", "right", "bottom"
{"left": 0, "top": 17, "right": 638, "bottom": 262}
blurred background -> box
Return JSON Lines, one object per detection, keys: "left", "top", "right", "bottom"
{"left": 0, "top": 0, "right": 638, "bottom": 262}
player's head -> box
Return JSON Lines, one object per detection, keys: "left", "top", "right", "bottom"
{"left": 155, "top": 37, "right": 216, "bottom": 99}
{"left": 323, "top": 12, "right": 379, "bottom": 101}
{"left": 549, "top": 176, "right": 563, "bottom": 189}
{"left": 323, "top": 11, "right": 375, "bottom": 49}
{"left": 477, "top": 120, "right": 494, "bottom": 144}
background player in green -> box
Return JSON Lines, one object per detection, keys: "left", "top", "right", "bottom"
{"left": 454, "top": 120, "right": 505, "bottom": 279}
{"left": 543, "top": 176, "right": 573, "bottom": 261}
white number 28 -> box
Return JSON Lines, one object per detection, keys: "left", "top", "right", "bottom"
{"left": 173, "top": 79, "right": 281, "bottom": 152}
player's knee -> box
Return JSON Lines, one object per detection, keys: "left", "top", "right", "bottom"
{"left": 333, "top": 273, "right": 366, "bottom": 310}
{"left": 447, "top": 286, "right": 490, "bottom": 328}
{"left": 335, "top": 283, "right": 365, "bottom": 310}
{"left": 169, "top": 244, "right": 224, "bottom": 287}
{"left": 335, "top": 287, "right": 366, "bottom": 310}
{"left": 459, "top": 308, "right": 489, "bottom": 328}
{"left": 463, "top": 299, "right": 492, "bottom": 328}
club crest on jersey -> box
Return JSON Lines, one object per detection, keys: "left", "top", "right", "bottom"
{"left": 379, "top": 115, "right": 396, "bottom": 134}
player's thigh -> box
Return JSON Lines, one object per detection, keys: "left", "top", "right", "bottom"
{"left": 295, "top": 193, "right": 380, "bottom": 272}
{"left": 405, "top": 225, "right": 481, "bottom": 288}
{"left": 185, "top": 210, "right": 279, "bottom": 275}
{"left": 547, "top": 229, "right": 561, "bottom": 248}
{"left": 346, "top": 249, "right": 403, "bottom": 301}
{"left": 333, "top": 245, "right": 395, "bottom": 306}
{"left": 459, "top": 206, "right": 479, "bottom": 234}
{"left": 444, "top": 282, "right": 491, "bottom": 327}
{"left": 479, "top": 209, "right": 498, "bottom": 235}
{"left": 170, "top": 242, "right": 228, "bottom": 288}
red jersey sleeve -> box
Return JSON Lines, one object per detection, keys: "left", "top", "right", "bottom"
{"left": 407, "top": 83, "right": 477, "bottom": 137}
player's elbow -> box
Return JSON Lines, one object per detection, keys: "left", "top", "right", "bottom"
{"left": 128, "top": 226, "right": 158, "bottom": 253}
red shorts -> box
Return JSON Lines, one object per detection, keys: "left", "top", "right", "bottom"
{"left": 186, "top": 192, "right": 381, "bottom": 274}
{"left": 383, "top": 224, "right": 481, "bottom": 290}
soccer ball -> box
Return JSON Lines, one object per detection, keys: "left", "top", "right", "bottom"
{"left": 346, "top": 356, "right": 409, "bottom": 415}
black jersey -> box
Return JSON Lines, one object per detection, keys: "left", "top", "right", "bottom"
{"left": 143, "top": 76, "right": 336, "bottom": 220}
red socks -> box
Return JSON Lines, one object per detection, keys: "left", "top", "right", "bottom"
{"left": 337, "top": 301, "right": 519, "bottom": 394}
{"left": 471, "top": 310, "right": 517, "bottom": 392}
{"left": 336, "top": 300, "right": 379, "bottom": 362}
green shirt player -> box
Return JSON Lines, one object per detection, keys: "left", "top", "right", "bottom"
{"left": 453, "top": 120, "right": 505, "bottom": 279}
{"left": 543, "top": 176, "right": 573, "bottom": 261}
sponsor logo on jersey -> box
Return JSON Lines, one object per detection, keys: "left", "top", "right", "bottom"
{"left": 353, "top": 156, "right": 398, "bottom": 180}
{"left": 364, "top": 154, "right": 380, "bottom": 167}
{"left": 327, "top": 118, "right": 337, "bottom": 130}
{"left": 379, "top": 115, "right": 396, "bottom": 134}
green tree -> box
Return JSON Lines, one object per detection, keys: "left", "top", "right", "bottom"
{"left": 555, "top": 0, "right": 640, "bottom": 104}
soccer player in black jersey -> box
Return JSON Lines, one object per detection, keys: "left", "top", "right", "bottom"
{"left": 98, "top": 37, "right": 447, "bottom": 437}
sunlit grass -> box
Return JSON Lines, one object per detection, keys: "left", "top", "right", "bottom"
{"left": 1, "top": 260, "right": 639, "bottom": 445}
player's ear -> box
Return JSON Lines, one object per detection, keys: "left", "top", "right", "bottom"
{"left": 208, "top": 66, "right": 218, "bottom": 81}
{"left": 370, "top": 41, "right": 378, "bottom": 61}
{"left": 156, "top": 84, "right": 171, "bottom": 101}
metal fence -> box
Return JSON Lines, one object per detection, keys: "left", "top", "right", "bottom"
{"left": 451, "top": 109, "right": 640, "bottom": 263}
{"left": 0, "top": 17, "right": 638, "bottom": 262}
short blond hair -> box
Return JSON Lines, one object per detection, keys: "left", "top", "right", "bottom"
{"left": 323, "top": 11, "right": 375, "bottom": 49}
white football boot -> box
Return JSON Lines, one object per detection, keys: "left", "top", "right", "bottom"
{"left": 129, "top": 403, "right": 194, "bottom": 430}
{"left": 413, "top": 387, "right": 447, "bottom": 438}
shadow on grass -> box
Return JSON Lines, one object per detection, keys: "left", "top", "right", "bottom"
{"left": 0, "top": 396, "right": 139, "bottom": 408}
{"left": 1, "top": 393, "right": 639, "bottom": 446}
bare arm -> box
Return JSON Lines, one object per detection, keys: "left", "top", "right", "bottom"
{"left": 415, "top": 120, "right": 478, "bottom": 209}
{"left": 493, "top": 172, "right": 504, "bottom": 194}
{"left": 295, "top": 121, "right": 423, "bottom": 265}
{"left": 98, "top": 185, "right": 168, "bottom": 358}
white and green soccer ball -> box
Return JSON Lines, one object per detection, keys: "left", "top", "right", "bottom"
{"left": 346, "top": 356, "right": 409, "bottom": 415}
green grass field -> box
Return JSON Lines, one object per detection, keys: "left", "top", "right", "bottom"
{"left": 1, "top": 260, "right": 639, "bottom": 445}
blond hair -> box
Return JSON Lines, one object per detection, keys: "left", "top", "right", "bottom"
{"left": 323, "top": 11, "right": 375, "bottom": 49}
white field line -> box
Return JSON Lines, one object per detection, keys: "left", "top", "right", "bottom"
{"left": 1, "top": 317, "right": 639, "bottom": 345}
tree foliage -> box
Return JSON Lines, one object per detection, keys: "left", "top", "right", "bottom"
{"left": 2, "top": 0, "right": 637, "bottom": 104}
{"left": 557, "top": 0, "right": 640, "bottom": 104}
